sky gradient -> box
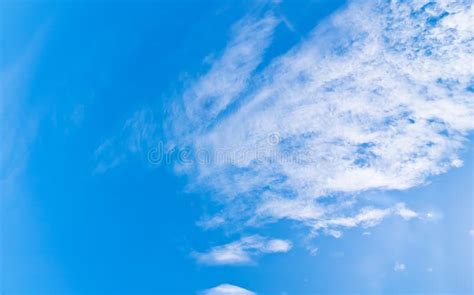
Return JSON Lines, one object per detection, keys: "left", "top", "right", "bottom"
{"left": 1, "top": 0, "right": 473, "bottom": 294}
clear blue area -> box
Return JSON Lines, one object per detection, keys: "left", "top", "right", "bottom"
{"left": 1, "top": 0, "right": 472, "bottom": 294}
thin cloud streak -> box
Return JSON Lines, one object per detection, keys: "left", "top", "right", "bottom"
{"left": 93, "top": 109, "right": 158, "bottom": 174}
{"left": 193, "top": 235, "right": 292, "bottom": 265}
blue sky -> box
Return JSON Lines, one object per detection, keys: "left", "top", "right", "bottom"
{"left": 1, "top": 0, "right": 473, "bottom": 294}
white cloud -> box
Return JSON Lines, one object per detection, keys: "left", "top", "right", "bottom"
{"left": 265, "top": 238, "right": 292, "bottom": 252}
{"left": 469, "top": 229, "right": 474, "bottom": 236}
{"left": 324, "top": 229, "right": 342, "bottom": 239}
{"left": 197, "top": 215, "right": 227, "bottom": 230}
{"left": 169, "top": 13, "right": 279, "bottom": 141}
{"left": 394, "top": 262, "right": 406, "bottom": 272}
{"left": 201, "top": 284, "right": 255, "bottom": 295}
{"left": 421, "top": 210, "right": 443, "bottom": 221}
{"left": 168, "top": 0, "right": 474, "bottom": 238}
{"left": 312, "top": 203, "right": 417, "bottom": 231}
{"left": 193, "top": 235, "right": 292, "bottom": 265}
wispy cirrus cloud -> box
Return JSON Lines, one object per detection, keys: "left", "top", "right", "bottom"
{"left": 0, "top": 20, "right": 51, "bottom": 197}
{"left": 93, "top": 109, "right": 158, "bottom": 174}
{"left": 193, "top": 235, "right": 291, "bottom": 265}
{"left": 168, "top": 0, "right": 474, "bottom": 240}
{"left": 271, "top": 202, "right": 417, "bottom": 239}
{"left": 168, "top": 13, "right": 279, "bottom": 141}
{"left": 200, "top": 284, "right": 255, "bottom": 295}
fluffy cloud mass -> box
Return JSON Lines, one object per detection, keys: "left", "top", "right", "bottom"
{"left": 168, "top": 0, "right": 474, "bottom": 236}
